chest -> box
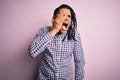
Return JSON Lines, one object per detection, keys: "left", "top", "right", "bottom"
{"left": 47, "top": 38, "right": 74, "bottom": 55}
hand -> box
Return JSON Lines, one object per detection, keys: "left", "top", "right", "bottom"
{"left": 50, "top": 13, "right": 67, "bottom": 36}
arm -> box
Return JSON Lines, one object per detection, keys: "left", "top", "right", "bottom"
{"left": 29, "top": 13, "right": 67, "bottom": 58}
{"left": 73, "top": 30, "right": 85, "bottom": 80}
{"left": 28, "top": 27, "right": 53, "bottom": 58}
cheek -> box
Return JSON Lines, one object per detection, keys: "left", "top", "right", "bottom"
{"left": 69, "top": 19, "right": 72, "bottom": 23}
{"left": 69, "top": 20, "right": 72, "bottom": 25}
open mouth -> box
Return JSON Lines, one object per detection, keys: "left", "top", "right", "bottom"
{"left": 62, "top": 23, "right": 68, "bottom": 28}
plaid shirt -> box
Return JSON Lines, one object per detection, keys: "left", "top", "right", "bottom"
{"left": 29, "top": 26, "right": 85, "bottom": 80}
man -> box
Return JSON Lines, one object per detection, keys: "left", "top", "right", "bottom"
{"left": 29, "top": 4, "right": 85, "bottom": 80}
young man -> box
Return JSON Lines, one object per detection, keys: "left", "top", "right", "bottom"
{"left": 29, "top": 4, "right": 85, "bottom": 80}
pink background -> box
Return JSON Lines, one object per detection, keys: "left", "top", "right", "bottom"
{"left": 0, "top": 0, "right": 120, "bottom": 80}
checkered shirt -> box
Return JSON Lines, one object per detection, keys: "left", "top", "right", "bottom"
{"left": 29, "top": 26, "right": 85, "bottom": 80}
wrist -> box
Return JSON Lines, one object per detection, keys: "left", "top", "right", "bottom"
{"left": 49, "top": 29, "right": 58, "bottom": 37}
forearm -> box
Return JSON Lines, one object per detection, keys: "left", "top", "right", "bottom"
{"left": 29, "top": 33, "right": 53, "bottom": 57}
{"left": 74, "top": 47, "right": 85, "bottom": 80}
{"left": 49, "top": 29, "right": 58, "bottom": 37}
{"left": 75, "top": 59, "right": 85, "bottom": 80}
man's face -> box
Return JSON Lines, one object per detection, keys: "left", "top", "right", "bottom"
{"left": 54, "top": 8, "right": 72, "bottom": 34}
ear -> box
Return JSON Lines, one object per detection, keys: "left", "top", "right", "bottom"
{"left": 51, "top": 17, "right": 55, "bottom": 23}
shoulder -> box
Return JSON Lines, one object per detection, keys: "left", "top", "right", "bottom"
{"left": 34, "top": 26, "right": 52, "bottom": 37}
{"left": 75, "top": 29, "right": 81, "bottom": 40}
{"left": 36, "top": 26, "right": 52, "bottom": 35}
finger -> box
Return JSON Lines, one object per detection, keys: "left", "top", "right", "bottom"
{"left": 56, "top": 14, "right": 67, "bottom": 23}
{"left": 55, "top": 13, "right": 66, "bottom": 21}
{"left": 55, "top": 12, "right": 65, "bottom": 19}
{"left": 58, "top": 15, "right": 67, "bottom": 24}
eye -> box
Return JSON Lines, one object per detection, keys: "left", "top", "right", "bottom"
{"left": 68, "top": 15, "right": 71, "bottom": 18}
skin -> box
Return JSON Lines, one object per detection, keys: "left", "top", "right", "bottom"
{"left": 49, "top": 8, "right": 72, "bottom": 37}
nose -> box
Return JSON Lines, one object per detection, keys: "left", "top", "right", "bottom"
{"left": 65, "top": 16, "right": 68, "bottom": 20}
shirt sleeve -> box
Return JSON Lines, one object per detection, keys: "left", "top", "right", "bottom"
{"left": 73, "top": 30, "right": 85, "bottom": 80}
{"left": 28, "top": 27, "right": 53, "bottom": 58}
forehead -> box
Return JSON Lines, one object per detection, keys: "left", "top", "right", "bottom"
{"left": 59, "top": 8, "right": 71, "bottom": 15}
